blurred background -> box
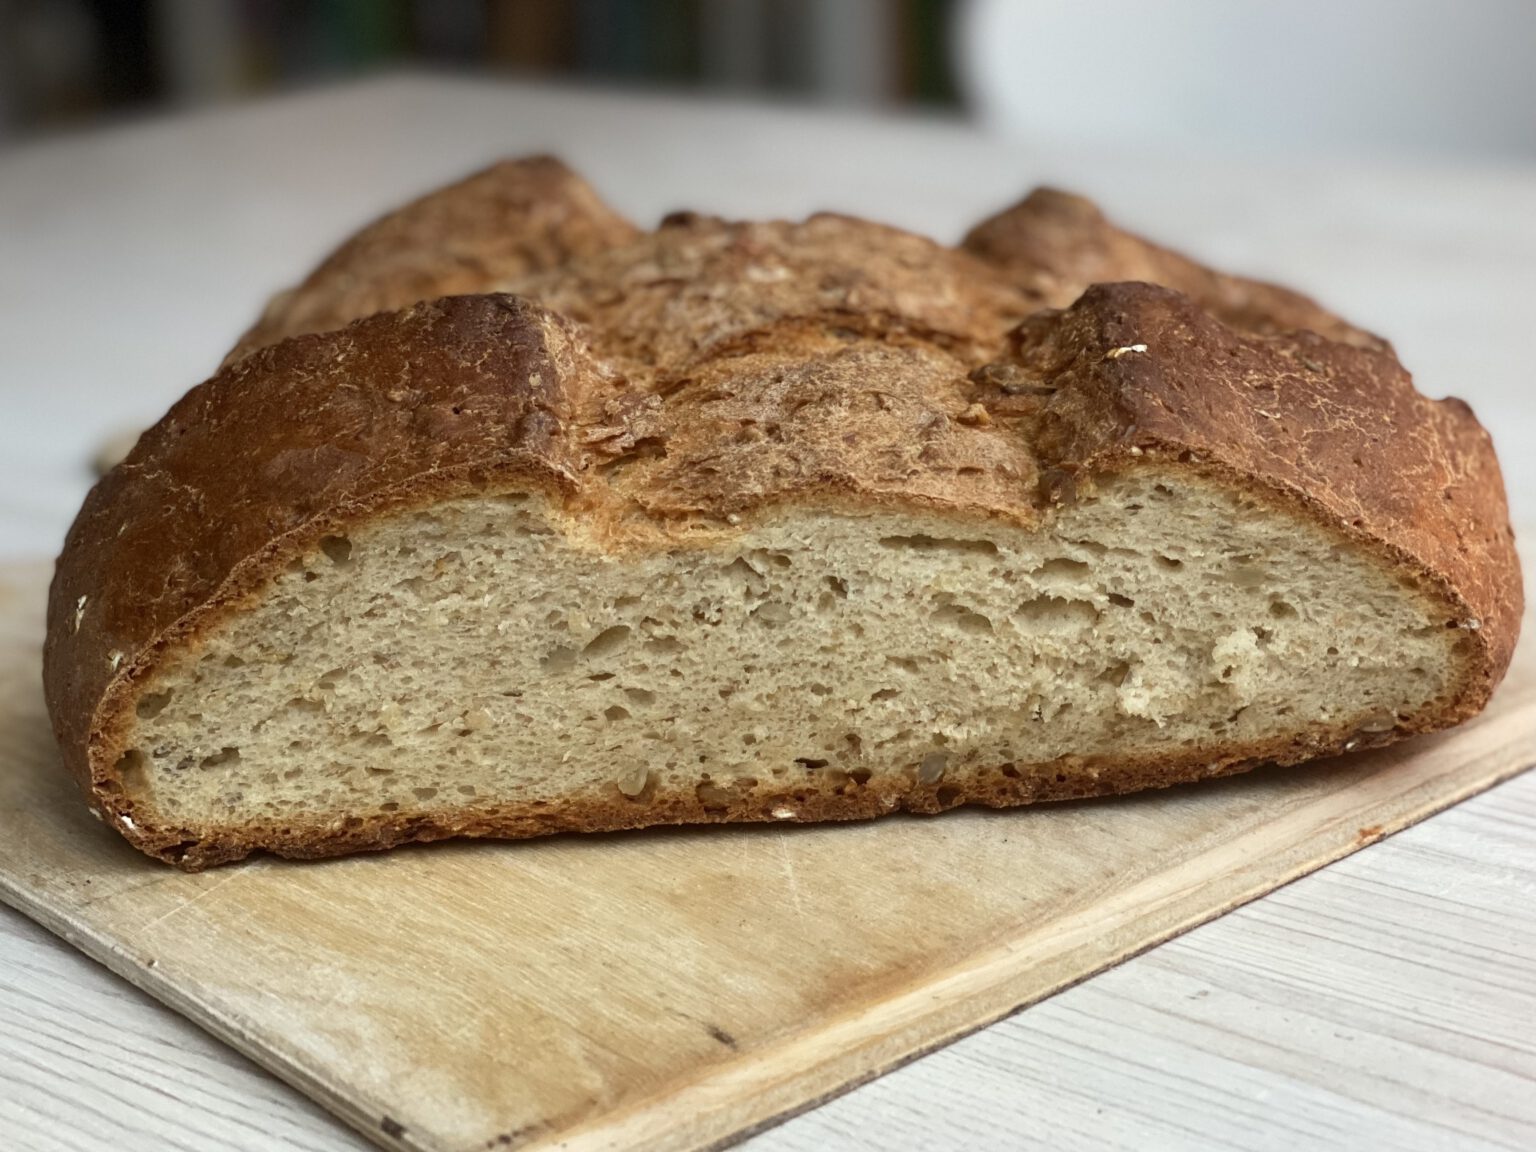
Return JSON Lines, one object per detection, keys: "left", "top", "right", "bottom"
{"left": 2, "top": 0, "right": 1534, "bottom": 554}
{"left": 4, "top": 0, "right": 1536, "bottom": 159}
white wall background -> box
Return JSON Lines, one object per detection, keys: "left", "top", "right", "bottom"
{"left": 960, "top": 0, "right": 1536, "bottom": 160}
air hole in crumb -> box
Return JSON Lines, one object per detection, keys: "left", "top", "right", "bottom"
{"left": 583, "top": 625, "right": 632, "bottom": 658}
{"left": 380, "top": 801, "right": 399, "bottom": 812}
{"left": 115, "top": 749, "right": 148, "bottom": 791}
{"left": 845, "top": 733, "right": 863, "bottom": 755}
{"left": 796, "top": 758, "right": 829, "bottom": 770}
{"left": 412, "top": 786, "right": 438, "bottom": 801}
{"left": 200, "top": 747, "right": 240, "bottom": 768}
{"left": 604, "top": 705, "right": 630, "bottom": 722}
{"left": 646, "top": 636, "right": 684, "bottom": 654}
{"left": 1155, "top": 554, "right": 1183, "bottom": 570}
{"left": 750, "top": 602, "right": 791, "bottom": 626}
{"left": 743, "top": 733, "right": 758, "bottom": 746}
{"left": 456, "top": 784, "right": 477, "bottom": 798}
{"left": 1016, "top": 596, "right": 1100, "bottom": 630}
{"left": 937, "top": 785, "right": 962, "bottom": 806}
{"left": 850, "top": 767, "right": 872, "bottom": 785}
{"left": 871, "top": 687, "right": 900, "bottom": 701}
{"left": 541, "top": 646, "right": 577, "bottom": 674}
{"left": 887, "top": 656, "right": 920, "bottom": 673}
{"left": 1000, "top": 764, "right": 1020, "bottom": 779}
{"left": 696, "top": 781, "right": 732, "bottom": 811}
{"left": 222, "top": 655, "right": 244, "bottom": 668}
{"left": 1034, "top": 557, "right": 1090, "bottom": 581}
{"left": 1270, "top": 600, "right": 1299, "bottom": 620}
{"left": 1107, "top": 592, "right": 1135, "bottom": 608}
{"left": 135, "top": 689, "right": 173, "bottom": 720}
{"left": 809, "top": 683, "right": 832, "bottom": 697}
{"left": 932, "top": 602, "right": 993, "bottom": 634}
{"left": 588, "top": 671, "right": 615, "bottom": 682}
{"left": 879, "top": 534, "right": 998, "bottom": 556}
{"left": 1099, "top": 660, "right": 1132, "bottom": 686}
{"left": 319, "top": 535, "right": 353, "bottom": 566}
{"left": 826, "top": 575, "right": 849, "bottom": 597}
{"left": 625, "top": 687, "right": 656, "bottom": 705}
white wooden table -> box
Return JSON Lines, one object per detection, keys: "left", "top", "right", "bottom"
{"left": 1, "top": 74, "right": 1532, "bottom": 1152}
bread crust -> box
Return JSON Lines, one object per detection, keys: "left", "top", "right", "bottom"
{"left": 962, "top": 187, "right": 1387, "bottom": 350}
{"left": 224, "top": 156, "right": 639, "bottom": 366}
{"left": 45, "top": 162, "right": 1522, "bottom": 868}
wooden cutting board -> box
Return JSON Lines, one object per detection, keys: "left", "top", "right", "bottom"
{"left": 0, "top": 560, "right": 1531, "bottom": 1152}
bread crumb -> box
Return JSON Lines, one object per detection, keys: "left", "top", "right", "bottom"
{"left": 73, "top": 596, "right": 88, "bottom": 633}
{"left": 958, "top": 403, "right": 991, "bottom": 426}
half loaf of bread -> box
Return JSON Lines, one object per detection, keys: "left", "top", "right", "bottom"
{"left": 45, "top": 158, "right": 1522, "bottom": 868}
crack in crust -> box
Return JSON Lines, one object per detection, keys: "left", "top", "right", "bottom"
{"left": 44, "top": 157, "right": 1522, "bottom": 868}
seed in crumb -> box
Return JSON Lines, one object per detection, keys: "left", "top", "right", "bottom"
{"left": 772, "top": 807, "right": 796, "bottom": 819}
{"left": 918, "top": 750, "right": 949, "bottom": 785}
{"left": 616, "top": 766, "right": 651, "bottom": 798}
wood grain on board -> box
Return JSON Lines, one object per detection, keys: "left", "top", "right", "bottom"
{"left": 0, "top": 561, "right": 1531, "bottom": 1152}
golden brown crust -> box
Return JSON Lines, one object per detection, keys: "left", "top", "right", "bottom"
{"left": 963, "top": 187, "right": 1387, "bottom": 350}
{"left": 45, "top": 159, "right": 1523, "bottom": 868}
{"left": 223, "top": 156, "right": 639, "bottom": 365}
{"left": 504, "top": 211, "right": 1036, "bottom": 378}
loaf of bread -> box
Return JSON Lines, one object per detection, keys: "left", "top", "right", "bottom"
{"left": 45, "top": 158, "right": 1522, "bottom": 869}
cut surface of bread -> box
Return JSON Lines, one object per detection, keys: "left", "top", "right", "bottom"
{"left": 45, "top": 161, "right": 1521, "bottom": 868}
{"left": 120, "top": 476, "right": 1461, "bottom": 866}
